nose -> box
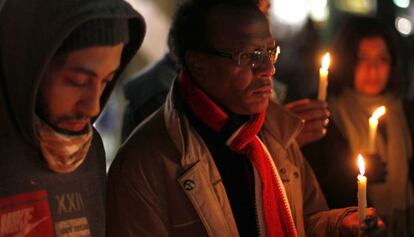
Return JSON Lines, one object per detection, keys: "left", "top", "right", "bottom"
{"left": 78, "top": 85, "right": 101, "bottom": 118}
{"left": 253, "top": 56, "right": 276, "bottom": 79}
{"left": 367, "top": 62, "right": 381, "bottom": 79}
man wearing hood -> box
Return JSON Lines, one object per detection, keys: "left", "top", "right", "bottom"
{"left": 0, "top": 0, "right": 145, "bottom": 236}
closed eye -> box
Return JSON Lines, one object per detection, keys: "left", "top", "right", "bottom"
{"left": 65, "top": 76, "right": 88, "bottom": 88}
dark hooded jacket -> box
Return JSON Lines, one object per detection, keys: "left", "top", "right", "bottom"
{"left": 0, "top": 0, "right": 145, "bottom": 236}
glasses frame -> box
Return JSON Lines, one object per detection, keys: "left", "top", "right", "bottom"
{"left": 199, "top": 43, "right": 280, "bottom": 68}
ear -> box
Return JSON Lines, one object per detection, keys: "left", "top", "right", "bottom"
{"left": 185, "top": 50, "right": 205, "bottom": 81}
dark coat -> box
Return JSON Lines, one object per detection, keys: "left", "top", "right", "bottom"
{"left": 122, "top": 54, "right": 178, "bottom": 140}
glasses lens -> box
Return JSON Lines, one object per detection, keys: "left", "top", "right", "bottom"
{"left": 268, "top": 46, "right": 281, "bottom": 64}
{"left": 268, "top": 48, "right": 277, "bottom": 64}
{"left": 237, "top": 45, "right": 280, "bottom": 68}
{"left": 238, "top": 52, "right": 251, "bottom": 66}
{"left": 251, "top": 51, "right": 265, "bottom": 66}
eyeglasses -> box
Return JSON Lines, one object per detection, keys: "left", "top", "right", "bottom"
{"left": 200, "top": 45, "right": 280, "bottom": 68}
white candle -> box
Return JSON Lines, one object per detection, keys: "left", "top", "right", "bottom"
{"left": 318, "top": 53, "right": 330, "bottom": 101}
{"left": 368, "top": 106, "right": 386, "bottom": 154}
{"left": 357, "top": 154, "right": 367, "bottom": 223}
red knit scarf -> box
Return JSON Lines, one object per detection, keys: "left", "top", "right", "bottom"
{"left": 178, "top": 70, "right": 297, "bottom": 237}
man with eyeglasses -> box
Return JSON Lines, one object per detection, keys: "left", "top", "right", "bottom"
{"left": 121, "top": 0, "right": 329, "bottom": 147}
{"left": 107, "top": 0, "right": 383, "bottom": 236}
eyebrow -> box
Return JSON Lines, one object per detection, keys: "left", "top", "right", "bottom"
{"left": 65, "top": 67, "right": 119, "bottom": 78}
{"left": 238, "top": 39, "right": 276, "bottom": 49}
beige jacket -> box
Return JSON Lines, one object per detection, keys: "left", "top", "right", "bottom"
{"left": 107, "top": 86, "right": 354, "bottom": 237}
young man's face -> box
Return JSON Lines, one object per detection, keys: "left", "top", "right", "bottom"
{"left": 190, "top": 7, "right": 275, "bottom": 115}
{"left": 354, "top": 37, "right": 390, "bottom": 96}
{"left": 37, "top": 43, "right": 124, "bottom": 133}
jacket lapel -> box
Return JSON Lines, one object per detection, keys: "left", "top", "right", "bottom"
{"left": 164, "top": 83, "right": 238, "bottom": 237}
{"left": 178, "top": 161, "right": 239, "bottom": 237}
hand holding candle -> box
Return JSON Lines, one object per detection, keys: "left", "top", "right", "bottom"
{"left": 357, "top": 154, "right": 367, "bottom": 224}
{"left": 318, "top": 53, "right": 330, "bottom": 101}
{"left": 368, "top": 106, "right": 386, "bottom": 154}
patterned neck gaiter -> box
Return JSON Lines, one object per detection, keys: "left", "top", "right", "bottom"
{"left": 34, "top": 116, "right": 93, "bottom": 173}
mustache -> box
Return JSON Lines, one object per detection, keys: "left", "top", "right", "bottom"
{"left": 249, "top": 79, "right": 272, "bottom": 90}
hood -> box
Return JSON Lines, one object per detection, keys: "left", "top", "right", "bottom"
{"left": 0, "top": 0, "right": 145, "bottom": 147}
{"left": 0, "top": 0, "right": 5, "bottom": 12}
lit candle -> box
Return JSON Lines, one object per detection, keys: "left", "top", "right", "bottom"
{"left": 357, "top": 154, "right": 367, "bottom": 223}
{"left": 368, "top": 106, "right": 386, "bottom": 154}
{"left": 318, "top": 53, "right": 330, "bottom": 101}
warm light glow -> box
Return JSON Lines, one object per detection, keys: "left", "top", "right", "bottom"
{"left": 272, "top": 0, "right": 308, "bottom": 25}
{"left": 334, "top": 0, "right": 376, "bottom": 14}
{"left": 370, "top": 106, "right": 386, "bottom": 121}
{"left": 309, "top": 0, "right": 329, "bottom": 22}
{"left": 321, "top": 53, "right": 330, "bottom": 71}
{"left": 357, "top": 154, "right": 365, "bottom": 176}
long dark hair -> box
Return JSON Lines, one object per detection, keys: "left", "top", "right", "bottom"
{"left": 329, "top": 16, "right": 400, "bottom": 96}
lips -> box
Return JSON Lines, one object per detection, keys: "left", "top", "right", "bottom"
{"left": 59, "top": 120, "right": 89, "bottom": 132}
{"left": 252, "top": 86, "right": 273, "bottom": 97}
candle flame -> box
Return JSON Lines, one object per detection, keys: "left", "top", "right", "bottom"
{"left": 321, "top": 53, "right": 330, "bottom": 70}
{"left": 357, "top": 154, "right": 365, "bottom": 176}
{"left": 370, "top": 106, "right": 386, "bottom": 121}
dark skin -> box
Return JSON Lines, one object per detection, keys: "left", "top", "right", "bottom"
{"left": 284, "top": 98, "right": 330, "bottom": 146}
{"left": 256, "top": 0, "right": 331, "bottom": 147}
{"left": 340, "top": 208, "right": 385, "bottom": 237}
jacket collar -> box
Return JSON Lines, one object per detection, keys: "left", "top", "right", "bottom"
{"left": 262, "top": 100, "right": 304, "bottom": 150}
{"left": 163, "top": 81, "right": 240, "bottom": 236}
{"left": 164, "top": 80, "right": 304, "bottom": 166}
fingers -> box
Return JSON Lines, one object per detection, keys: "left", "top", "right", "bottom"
{"left": 297, "top": 115, "right": 329, "bottom": 146}
{"left": 362, "top": 208, "right": 386, "bottom": 236}
{"left": 339, "top": 210, "right": 360, "bottom": 237}
{"left": 340, "top": 208, "right": 386, "bottom": 237}
{"left": 297, "top": 109, "right": 330, "bottom": 122}
{"left": 376, "top": 218, "right": 385, "bottom": 230}
{"left": 284, "top": 99, "right": 328, "bottom": 114}
{"left": 286, "top": 99, "right": 331, "bottom": 146}
{"left": 284, "top": 98, "right": 312, "bottom": 110}
{"left": 364, "top": 208, "right": 385, "bottom": 230}
{"left": 285, "top": 100, "right": 330, "bottom": 121}
{"left": 303, "top": 119, "right": 329, "bottom": 131}
{"left": 365, "top": 207, "right": 377, "bottom": 217}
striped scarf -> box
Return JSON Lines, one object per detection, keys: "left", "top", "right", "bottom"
{"left": 178, "top": 70, "right": 297, "bottom": 237}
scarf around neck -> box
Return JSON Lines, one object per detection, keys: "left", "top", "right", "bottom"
{"left": 330, "top": 89, "right": 414, "bottom": 236}
{"left": 177, "top": 70, "right": 297, "bottom": 237}
{"left": 34, "top": 116, "right": 93, "bottom": 173}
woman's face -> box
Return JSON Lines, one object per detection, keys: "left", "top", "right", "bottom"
{"left": 354, "top": 37, "right": 391, "bottom": 96}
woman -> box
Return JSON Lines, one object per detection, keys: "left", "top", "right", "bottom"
{"left": 302, "top": 17, "right": 414, "bottom": 236}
